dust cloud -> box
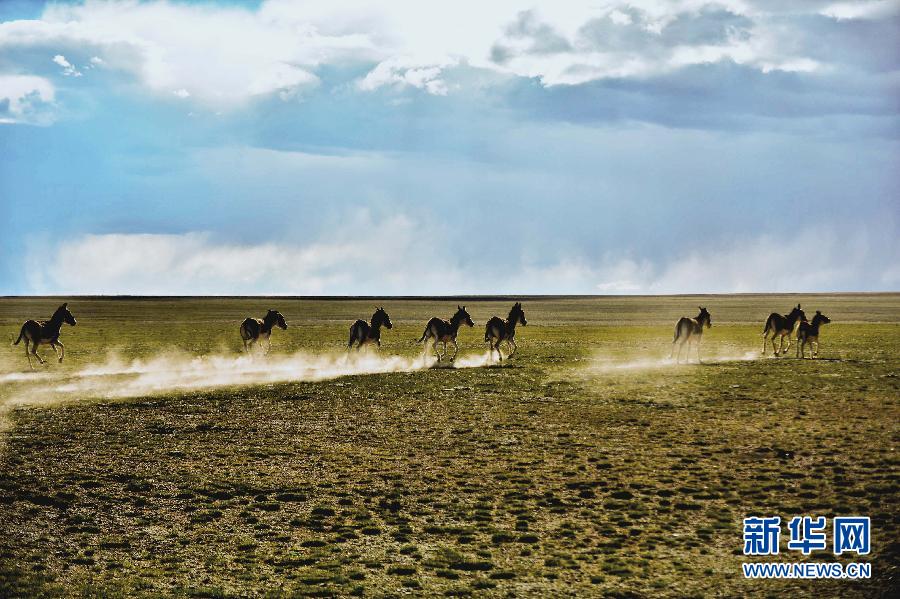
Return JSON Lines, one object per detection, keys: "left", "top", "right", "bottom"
{"left": 586, "top": 350, "right": 758, "bottom": 373}
{"left": 0, "top": 349, "right": 496, "bottom": 424}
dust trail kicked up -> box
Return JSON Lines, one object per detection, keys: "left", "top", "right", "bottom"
{"left": 0, "top": 350, "right": 495, "bottom": 414}
{"left": 586, "top": 350, "right": 758, "bottom": 373}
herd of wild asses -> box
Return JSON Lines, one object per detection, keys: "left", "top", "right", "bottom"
{"left": 12, "top": 301, "right": 832, "bottom": 370}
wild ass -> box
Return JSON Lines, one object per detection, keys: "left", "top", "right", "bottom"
{"left": 418, "top": 305, "right": 475, "bottom": 363}
{"left": 670, "top": 307, "right": 712, "bottom": 364}
{"left": 762, "top": 304, "right": 806, "bottom": 356}
{"left": 348, "top": 307, "right": 393, "bottom": 351}
{"left": 239, "top": 309, "right": 287, "bottom": 353}
{"left": 13, "top": 303, "right": 77, "bottom": 370}
{"left": 484, "top": 302, "right": 527, "bottom": 362}
{"left": 796, "top": 311, "right": 831, "bottom": 359}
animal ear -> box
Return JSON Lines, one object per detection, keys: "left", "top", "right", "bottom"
{"left": 61, "top": 302, "right": 68, "bottom": 308}
{"left": 816, "top": 310, "right": 821, "bottom": 314}
{"left": 797, "top": 304, "right": 801, "bottom": 309}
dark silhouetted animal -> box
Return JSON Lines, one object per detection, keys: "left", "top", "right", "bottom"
{"left": 762, "top": 304, "right": 806, "bottom": 356}
{"left": 418, "top": 305, "right": 475, "bottom": 362}
{"left": 796, "top": 311, "right": 831, "bottom": 359}
{"left": 240, "top": 309, "right": 287, "bottom": 353}
{"left": 14, "top": 303, "right": 77, "bottom": 370}
{"left": 348, "top": 307, "right": 392, "bottom": 351}
{"left": 670, "top": 306, "right": 712, "bottom": 363}
{"left": 484, "top": 302, "right": 527, "bottom": 362}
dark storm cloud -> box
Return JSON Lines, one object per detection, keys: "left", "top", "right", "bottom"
{"left": 503, "top": 60, "right": 899, "bottom": 134}
{"left": 575, "top": 5, "right": 752, "bottom": 52}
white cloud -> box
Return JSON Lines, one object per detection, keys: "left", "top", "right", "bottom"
{"left": 601, "top": 224, "right": 900, "bottom": 294}
{"left": 26, "top": 214, "right": 466, "bottom": 295}
{"left": 0, "top": 0, "right": 877, "bottom": 109}
{"left": 52, "top": 53, "right": 81, "bottom": 76}
{"left": 0, "top": 0, "right": 364, "bottom": 107}
{"left": 0, "top": 74, "right": 55, "bottom": 124}
{"left": 357, "top": 57, "right": 453, "bottom": 94}
{"left": 25, "top": 216, "right": 898, "bottom": 295}
{"left": 821, "top": 0, "right": 900, "bottom": 20}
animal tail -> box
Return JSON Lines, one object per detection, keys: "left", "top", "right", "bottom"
{"left": 13, "top": 326, "right": 24, "bottom": 345}
{"left": 672, "top": 322, "right": 681, "bottom": 343}
{"left": 762, "top": 314, "right": 774, "bottom": 334}
{"left": 417, "top": 326, "right": 429, "bottom": 344}
{"left": 484, "top": 324, "right": 491, "bottom": 343}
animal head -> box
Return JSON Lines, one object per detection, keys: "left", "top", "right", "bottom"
{"left": 509, "top": 302, "right": 527, "bottom": 326}
{"left": 55, "top": 302, "right": 77, "bottom": 326}
{"left": 374, "top": 306, "right": 392, "bottom": 329}
{"left": 698, "top": 306, "right": 711, "bottom": 328}
{"left": 789, "top": 304, "right": 807, "bottom": 322}
{"left": 455, "top": 305, "right": 475, "bottom": 327}
{"left": 812, "top": 310, "right": 831, "bottom": 326}
{"left": 267, "top": 309, "right": 288, "bottom": 330}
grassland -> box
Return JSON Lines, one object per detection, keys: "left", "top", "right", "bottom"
{"left": 0, "top": 294, "right": 897, "bottom": 598}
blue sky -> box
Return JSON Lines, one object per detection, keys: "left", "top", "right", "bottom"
{"left": 1, "top": 0, "right": 898, "bottom": 295}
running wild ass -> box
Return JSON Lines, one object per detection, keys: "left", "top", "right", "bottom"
{"left": 14, "top": 303, "right": 77, "bottom": 370}
{"left": 762, "top": 304, "right": 806, "bottom": 356}
{"left": 240, "top": 309, "right": 288, "bottom": 353}
{"left": 484, "top": 302, "right": 527, "bottom": 362}
{"left": 670, "top": 307, "right": 712, "bottom": 363}
{"left": 418, "top": 305, "right": 475, "bottom": 363}
{"left": 348, "top": 307, "right": 393, "bottom": 351}
{"left": 796, "top": 311, "right": 831, "bottom": 359}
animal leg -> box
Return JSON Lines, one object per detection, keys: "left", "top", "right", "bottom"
{"left": 508, "top": 338, "right": 517, "bottom": 358}
{"left": 696, "top": 339, "right": 702, "bottom": 363}
{"left": 31, "top": 344, "right": 45, "bottom": 366}
{"left": 813, "top": 341, "right": 818, "bottom": 358}
{"left": 24, "top": 339, "right": 34, "bottom": 370}
{"left": 761, "top": 332, "right": 768, "bottom": 355}
{"left": 53, "top": 341, "right": 65, "bottom": 363}
{"left": 450, "top": 340, "right": 459, "bottom": 362}
{"left": 782, "top": 335, "right": 792, "bottom": 356}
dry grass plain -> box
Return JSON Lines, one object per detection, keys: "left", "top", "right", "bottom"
{"left": 0, "top": 294, "right": 897, "bottom": 598}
